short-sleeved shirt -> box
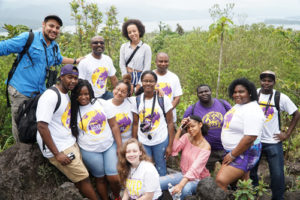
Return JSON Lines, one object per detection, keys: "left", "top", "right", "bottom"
{"left": 184, "top": 99, "right": 231, "bottom": 150}
{"left": 77, "top": 99, "right": 115, "bottom": 152}
{"left": 107, "top": 97, "right": 134, "bottom": 143}
{"left": 155, "top": 70, "right": 183, "bottom": 122}
{"left": 132, "top": 94, "right": 173, "bottom": 146}
{"left": 126, "top": 160, "right": 162, "bottom": 200}
{"left": 119, "top": 41, "right": 152, "bottom": 76}
{"left": 36, "top": 88, "right": 76, "bottom": 158}
{"left": 78, "top": 53, "right": 116, "bottom": 97}
{"left": 0, "top": 31, "right": 63, "bottom": 97}
{"left": 257, "top": 89, "right": 298, "bottom": 144}
{"left": 221, "top": 101, "right": 265, "bottom": 150}
{"left": 172, "top": 134, "right": 211, "bottom": 181}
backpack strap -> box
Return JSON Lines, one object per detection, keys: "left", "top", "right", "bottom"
{"left": 191, "top": 103, "right": 196, "bottom": 115}
{"left": 136, "top": 95, "right": 141, "bottom": 112}
{"left": 157, "top": 94, "right": 167, "bottom": 123}
{"left": 274, "top": 91, "right": 281, "bottom": 130}
{"left": 6, "top": 30, "right": 34, "bottom": 107}
{"left": 218, "top": 99, "right": 229, "bottom": 112}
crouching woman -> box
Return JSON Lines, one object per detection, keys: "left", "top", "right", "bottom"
{"left": 160, "top": 115, "right": 211, "bottom": 200}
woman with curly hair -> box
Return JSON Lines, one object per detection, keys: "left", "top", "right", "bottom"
{"left": 216, "top": 78, "right": 265, "bottom": 191}
{"left": 120, "top": 19, "right": 152, "bottom": 87}
{"left": 117, "top": 138, "right": 162, "bottom": 200}
{"left": 70, "top": 79, "right": 122, "bottom": 200}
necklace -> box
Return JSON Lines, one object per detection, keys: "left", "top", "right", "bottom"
{"left": 129, "top": 161, "right": 141, "bottom": 179}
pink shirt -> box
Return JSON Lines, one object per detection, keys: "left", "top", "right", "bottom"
{"left": 172, "top": 134, "right": 211, "bottom": 181}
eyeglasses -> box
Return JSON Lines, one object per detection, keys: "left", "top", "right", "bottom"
{"left": 142, "top": 80, "right": 156, "bottom": 84}
{"left": 92, "top": 41, "right": 105, "bottom": 45}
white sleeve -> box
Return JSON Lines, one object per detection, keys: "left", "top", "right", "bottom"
{"left": 77, "top": 59, "right": 87, "bottom": 79}
{"left": 36, "top": 90, "right": 58, "bottom": 123}
{"left": 143, "top": 44, "right": 152, "bottom": 72}
{"left": 280, "top": 93, "right": 298, "bottom": 115}
{"left": 98, "top": 99, "right": 115, "bottom": 119}
{"left": 243, "top": 105, "right": 265, "bottom": 136}
{"left": 119, "top": 44, "right": 127, "bottom": 76}
{"left": 131, "top": 96, "right": 138, "bottom": 114}
{"left": 107, "top": 56, "right": 116, "bottom": 76}
{"left": 172, "top": 75, "right": 183, "bottom": 97}
{"left": 163, "top": 95, "right": 173, "bottom": 113}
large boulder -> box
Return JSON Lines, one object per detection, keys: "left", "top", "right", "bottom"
{"left": 0, "top": 143, "right": 84, "bottom": 200}
{"left": 196, "top": 177, "right": 227, "bottom": 200}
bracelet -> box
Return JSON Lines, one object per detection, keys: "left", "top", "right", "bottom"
{"left": 73, "top": 58, "right": 77, "bottom": 65}
{"left": 229, "top": 152, "right": 236, "bottom": 159}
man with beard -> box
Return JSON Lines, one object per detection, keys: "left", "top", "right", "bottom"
{"left": 0, "top": 15, "right": 81, "bottom": 142}
{"left": 183, "top": 84, "right": 231, "bottom": 172}
{"left": 37, "top": 64, "right": 98, "bottom": 200}
{"left": 77, "top": 36, "right": 118, "bottom": 100}
{"left": 250, "top": 70, "right": 299, "bottom": 200}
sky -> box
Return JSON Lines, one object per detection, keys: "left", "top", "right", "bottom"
{"left": 0, "top": 0, "right": 300, "bottom": 32}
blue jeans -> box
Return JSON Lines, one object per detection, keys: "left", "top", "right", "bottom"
{"left": 143, "top": 137, "right": 168, "bottom": 176}
{"left": 160, "top": 172, "right": 199, "bottom": 200}
{"left": 250, "top": 142, "right": 285, "bottom": 200}
{"left": 99, "top": 90, "right": 113, "bottom": 100}
{"left": 80, "top": 142, "right": 118, "bottom": 177}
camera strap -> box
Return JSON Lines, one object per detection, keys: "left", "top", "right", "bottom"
{"left": 142, "top": 92, "right": 156, "bottom": 123}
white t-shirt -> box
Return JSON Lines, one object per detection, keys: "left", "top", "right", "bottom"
{"left": 107, "top": 97, "right": 134, "bottom": 143}
{"left": 155, "top": 70, "right": 183, "bottom": 122}
{"left": 137, "top": 70, "right": 182, "bottom": 122}
{"left": 78, "top": 53, "right": 116, "bottom": 97}
{"left": 221, "top": 101, "right": 265, "bottom": 150}
{"left": 132, "top": 94, "right": 173, "bottom": 146}
{"left": 77, "top": 99, "right": 115, "bottom": 152}
{"left": 257, "top": 89, "right": 298, "bottom": 144}
{"left": 36, "top": 88, "right": 76, "bottom": 158}
{"left": 126, "top": 161, "right": 162, "bottom": 200}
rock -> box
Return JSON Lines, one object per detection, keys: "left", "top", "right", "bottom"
{"left": 0, "top": 143, "right": 84, "bottom": 200}
{"left": 196, "top": 177, "right": 227, "bottom": 200}
{"left": 284, "top": 191, "right": 300, "bottom": 200}
{"left": 184, "top": 195, "right": 199, "bottom": 200}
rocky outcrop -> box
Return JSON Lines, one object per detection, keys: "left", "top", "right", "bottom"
{"left": 0, "top": 143, "right": 84, "bottom": 200}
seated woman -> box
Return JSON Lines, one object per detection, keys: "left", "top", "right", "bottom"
{"left": 70, "top": 79, "right": 122, "bottom": 200}
{"left": 160, "top": 115, "right": 211, "bottom": 200}
{"left": 117, "top": 138, "right": 162, "bottom": 200}
{"left": 216, "top": 78, "right": 265, "bottom": 191}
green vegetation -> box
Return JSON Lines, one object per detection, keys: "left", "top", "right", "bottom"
{"left": 0, "top": 1, "right": 299, "bottom": 169}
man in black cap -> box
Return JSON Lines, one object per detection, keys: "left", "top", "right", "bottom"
{"left": 36, "top": 64, "right": 98, "bottom": 200}
{"left": 0, "top": 15, "right": 81, "bottom": 142}
{"left": 250, "top": 70, "right": 300, "bottom": 200}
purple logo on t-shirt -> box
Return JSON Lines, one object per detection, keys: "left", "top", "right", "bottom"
{"left": 116, "top": 113, "right": 132, "bottom": 134}
{"left": 80, "top": 110, "right": 107, "bottom": 135}
{"left": 259, "top": 101, "right": 274, "bottom": 122}
{"left": 202, "top": 111, "right": 224, "bottom": 129}
{"left": 223, "top": 109, "right": 235, "bottom": 129}
{"left": 92, "top": 67, "right": 108, "bottom": 89}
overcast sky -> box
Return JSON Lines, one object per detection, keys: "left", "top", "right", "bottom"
{"left": 0, "top": 0, "right": 300, "bottom": 32}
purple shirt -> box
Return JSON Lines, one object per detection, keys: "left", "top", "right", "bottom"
{"left": 183, "top": 98, "right": 231, "bottom": 150}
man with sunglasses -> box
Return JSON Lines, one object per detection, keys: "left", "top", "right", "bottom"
{"left": 77, "top": 36, "right": 118, "bottom": 100}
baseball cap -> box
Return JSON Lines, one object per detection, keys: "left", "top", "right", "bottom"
{"left": 60, "top": 64, "right": 79, "bottom": 77}
{"left": 44, "top": 15, "right": 63, "bottom": 26}
{"left": 260, "top": 70, "right": 276, "bottom": 81}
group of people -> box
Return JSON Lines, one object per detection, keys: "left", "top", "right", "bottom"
{"left": 1, "top": 15, "right": 299, "bottom": 200}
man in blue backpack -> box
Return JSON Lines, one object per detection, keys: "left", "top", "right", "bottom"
{"left": 250, "top": 70, "right": 300, "bottom": 200}
{"left": 0, "top": 15, "right": 81, "bottom": 142}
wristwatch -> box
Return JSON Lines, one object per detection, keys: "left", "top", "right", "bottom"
{"left": 73, "top": 58, "right": 77, "bottom": 65}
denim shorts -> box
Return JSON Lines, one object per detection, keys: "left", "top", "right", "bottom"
{"left": 228, "top": 143, "right": 262, "bottom": 172}
{"left": 80, "top": 142, "right": 118, "bottom": 177}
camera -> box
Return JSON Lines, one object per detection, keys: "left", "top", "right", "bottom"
{"left": 67, "top": 152, "right": 75, "bottom": 161}
{"left": 140, "top": 120, "right": 152, "bottom": 133}
{"left": 180, "top": 118, "right": 190, "bottom": 130}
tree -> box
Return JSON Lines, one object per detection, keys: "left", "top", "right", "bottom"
{"left": 176, "top": 23, "right": 184, "bottom": 35}
{"left": 208, "top": 4, "right": 234, "bottom": 98}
